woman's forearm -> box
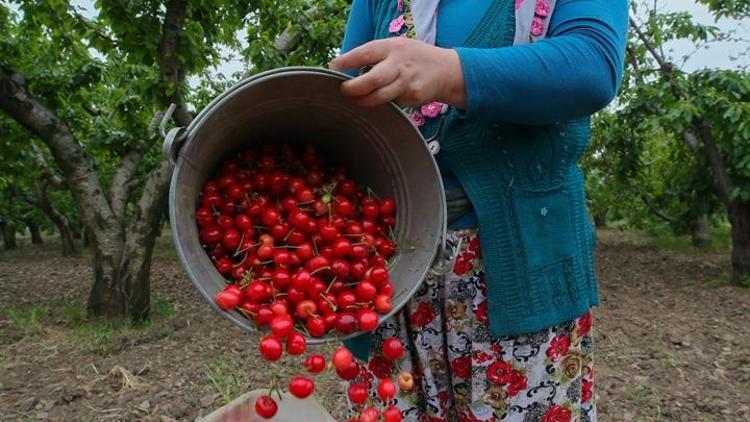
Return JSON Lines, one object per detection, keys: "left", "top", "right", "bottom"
{"left": 455, "top": 0, "right": 628, "bottom": 125}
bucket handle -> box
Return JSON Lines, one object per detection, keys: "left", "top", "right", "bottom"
{"left": 161, "top": 103, "right": 187, "bottom": 163}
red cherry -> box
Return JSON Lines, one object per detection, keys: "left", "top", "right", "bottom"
{"left": 318, "top": 294, "right": 337, "bottom": 315}
{"left": 287, "top": 286, "right": 307, "bottom": 303}
{"left": 374, "top": 294, "right": 393, "bottom": 314}
{"left": 380, "top": 282, "right": 394, "bottom": 297}
{"left": 377, "top": 378, "right": 397, "bottom": 402}
{"left": 370, "top": 266, "right": 389, "bottom": 284}
{"left": 289, "top": 375, "right": 315, "bottom": 399}
{"left": 254, "top": 306, "right": 274, "bottom": 325}
{"left": 246, "top": 281, "right": 272, "bottom": 303}
{"left": 306, "top": 317, "right": 327, "bottom": 337}
{"left": 255, "top": 395, "right": 278, "bottom": 419}
{"left": 271, "top": 268, "right": 291, "bottom": 288}
{"left": 215, "top": 288, "right": 241, "bottom": 310}
{"left": 382, "top": 338, "right": 404, "bottom": 360}
{"left": 288, "top": 230, "right": 307, "bottom": 245}
{"left": 397, "top": 370, "right": 414, "bottom": 391}
{"left": 337, "top": 291, "right": 357, "bottom": 310}
{"left": 333, "top": 198, "right": 354, "bottom": 217}
{"left": 200, "top": 226, "right": 223, "bottom": 245}
{"left": 350, "top": 244, "right": 368, "bottom": 260}
{"left": 269, "top": 301, "right": 288, "bottom": 316}
{"left": 335, "top": 311, "right": 357, "bottom": 335}
{"left": 292, "top": 270, "right": 313, "bottom": 291}
{"left": 259, "top": 335, "right": 283, "bottom": 362}
{"left": 347, "top": 383, "right": 368, "bottom": 405}
{"left": 222, "top": 229, "right": 241, "bottom": 250}
{"left": 273, "top": 249, "right": 291, "bottom": 267}
{"left": 305, "top": 256, "right": 330, "bottom": 273}
{"left": 257, "top": 244, "right": 274, "bottom": 259}
{"left": 304, "top": 354, "right": 327, "bottom": 373}
{"left": 380, "top": 198, "right": 396, "bottom": 215}
{"left": 295, "top": 188, "right": 315, "bottom": 203}
{"left": 281, "top": 196, "right": 298, "bottom": 213}
{"left": 286, "top": 331, "right": 307, "bottom": 355}
{"left": 270, "top": 315, "right": 294, "bottom": 338}
{"left": 357, "top": 308, "right": 379, "bottom": 331}
{"left": 359, "top": 407, "right": 379, "bottom": 422}
{"left": 383, "top": 406, "right": 403, "bottom": 422}
{"left": 355, "top": 280, "right": 378, "bottom": 301}
{"left": 295, "top": 300, "right": 318, "bottom": 319}
{"left": 332, "top": 347, "right": 353, "bottom": 370}
{"left": 215, "top": 257, "right": 233, "bottom": 274}
{"left": 345, "top": 221, "right": 363, "bottom": 235}
{"left": 335, "top": 360, "right": 359, "bottom": 381}
{"left": 270, "top": 223, "right": 290, "bottom": 240}
{"left": 261, "top": 208, "right": 280, "bottom": 226}
{"left": 332, "top": 238, "right": 352, "bottom": 257}
{"left": 319, "top": 224, "right": 338, "bottom": 242}
{"left": 362, "top": 203, "right": 380, "bottom": 219}
{"left": 331, "top": 259, "right": 350, "bottom": 278}
{"left": 195, "top": 208, "right": 215, "bottom": 227}
{"left": 350, "top": 261, "right": 367, "bottom": 279}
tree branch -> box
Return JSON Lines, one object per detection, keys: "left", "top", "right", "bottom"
{"left": 629, "top": 17, "right": 735, "bottom": 207}
{"left": 695, "top": 119, "right": 734, "bottom": 205}
{"left": 639, "top": 194, "right": 676, "bottom": 223}
{"left": 0, "top": 67, "right": 119, "bottom": 244}
{"left": 157, "top": 0, "right": 191, "bottom": 127}
{"left": 30, "top": 142, "right": 67, "bottom": 189}
{"left": 110, "top": 148, "right": 145, "bottom": 222}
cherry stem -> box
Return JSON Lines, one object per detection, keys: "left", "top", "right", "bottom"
{"left": 283, "top": 228, "right": 296, "bottom": 242}
{"left": 234, "top": 231, "right": 246, "bottom": 255}
{"left": 325, "top": 276, "right": 338, "bottom": 293}
{"left": 310, "top": 266, "right": 331, "bottom": 276}
{"left": 319, "top": 293, "right": 338, "bottom": 311}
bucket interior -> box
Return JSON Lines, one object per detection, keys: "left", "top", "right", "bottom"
{"left": 170, "top": 70, "right": 444, "bottom": 342}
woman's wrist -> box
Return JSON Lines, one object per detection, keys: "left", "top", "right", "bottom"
{"left": 437, "top": 48, "right": 467, "bottom": 109}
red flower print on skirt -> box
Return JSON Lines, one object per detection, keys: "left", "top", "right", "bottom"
{"left": 345, "top": 230, "right": 597, "bottom": 421}
{"left": 487, "top": 360, "right": 514, "bottom": 385}
{"left": 368, "top": 356, "right": 394, "bottom": 379}
{"left": 410, "top": 301, "right": 437, "bottom": 327}
{"left": 577, "top": 311, "right": 593, "bottom": 337}
{"left": 506, "top": 370, "right": 528, "bottom": 397}
{"left": 582, "top": 378, "right": 594, "bottom": 403}
{"left": 546, "top": 334, "right": 571, "bottom": 362}
{"left": 541, "top": 405, "right": 572, "bottom": 422}
{"left": 451, "top": 356, "right": 472, "bottom": 379}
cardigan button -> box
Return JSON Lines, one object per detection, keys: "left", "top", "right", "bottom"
{"left": 540, "top": 207, "right": 548, "bottom": 217}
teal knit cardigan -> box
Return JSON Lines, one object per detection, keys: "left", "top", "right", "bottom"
{"left": 346, "top": 0, "right": 614, "bottom": 359}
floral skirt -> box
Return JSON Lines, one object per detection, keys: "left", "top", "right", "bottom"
{"left": 347, "top": 229, "right": 596, "bottom": 422}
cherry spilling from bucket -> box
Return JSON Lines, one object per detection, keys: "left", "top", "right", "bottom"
{"left": 195, "top": 143, "right": 410, "bottom": 420}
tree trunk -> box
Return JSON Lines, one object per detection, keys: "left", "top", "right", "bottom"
{"left": 729, "top": 201, "right": 750, "bottom": 284}
{"left": 83, "top": 228, "right": 92, "bottom": 248}
{"left": 27, "top": 192, "right": 77, "bottom": 256}
{"left": 27, "top": 221, "right": 43, "bottom": 244}
{"left": 593, "top": 211, "right": 608, "bottom": 228}
{"left": 1, "top": 222, "right": 17, "bottom": 250}
{"left": 691, "top": 214, "right": 711, "bottom": 248}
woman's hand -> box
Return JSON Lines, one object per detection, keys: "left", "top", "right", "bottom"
{"left": 328, "top": 37, "right": 466, "bottom": 108}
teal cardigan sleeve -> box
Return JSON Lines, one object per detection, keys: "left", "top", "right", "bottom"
{"left": 341, "top": 0, "right": 375, "bottom": 54}
{"left": 455, "top": 0, "right": 629, "bottom": 125}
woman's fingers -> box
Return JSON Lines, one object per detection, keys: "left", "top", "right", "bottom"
{"left": 329, "top": 39, "right": 391, "bottom": 72}
{"left": 351, "top": 77, "right": 407, "bottom": 107}
{"left": 341, "top": 59, "right": 399, "bottom": 97}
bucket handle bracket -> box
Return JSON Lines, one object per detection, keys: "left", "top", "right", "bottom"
{"left": 161, "top": 103, "right": 187, "bottom": 164}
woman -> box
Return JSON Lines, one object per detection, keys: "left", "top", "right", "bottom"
{"left": 330, "top": 0, "right": 627, "bottom": 421}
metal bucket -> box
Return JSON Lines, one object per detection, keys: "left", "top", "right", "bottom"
{"left": 163, "top": 67, "right": 448, "bottom": 344}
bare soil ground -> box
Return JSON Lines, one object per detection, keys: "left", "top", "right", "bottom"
{"left": 1, "top": 231, "right": 749, "bottom": 422}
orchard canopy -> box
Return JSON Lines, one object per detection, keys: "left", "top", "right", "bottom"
{"left": 0, "top": 0, "right": 748, "bottom": 325}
